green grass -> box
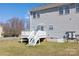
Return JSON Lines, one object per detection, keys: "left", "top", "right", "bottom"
{"left": 0, "top": 39, "right": 79, "bottom": 56}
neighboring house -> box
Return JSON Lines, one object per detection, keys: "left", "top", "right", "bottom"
{"left": 29, "top": 3, "right": 79, "bottom": 39}
{"left": 0, "top": 25, "right": 3, "bottom": 37}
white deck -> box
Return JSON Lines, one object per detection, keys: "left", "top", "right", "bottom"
{"left": 20, "top": 31, "right": 47, "bottom": 39}
{"left": 19, "top": 31, "right": 47, "bottom": 45}
{"left": 20, "top": 31, "right": 31, "bottom": 38}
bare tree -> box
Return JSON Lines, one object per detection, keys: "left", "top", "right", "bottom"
{"left": 2, "top": 22, "right": 11, "bottom": 37}
{"left": 3, "top": 17, "right": 24, "bottom": 37}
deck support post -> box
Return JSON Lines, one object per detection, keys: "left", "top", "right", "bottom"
{"left": 21, "top": 39, "right": 23, "bottom": 43}
{"left": 38, "top": 39, "right": 40, "bottom": 45}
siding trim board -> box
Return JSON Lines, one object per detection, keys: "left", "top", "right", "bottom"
{"left": 30, "top": 4, "right": 74, "bottom": 13}
{"left": 31, "top": 3, "right": 68, "bottom": 12}
{"left": 30, "top": 4, "right": 78, "bottom": 18}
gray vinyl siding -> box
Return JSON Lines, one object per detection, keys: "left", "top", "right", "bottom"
{"left": 30, "top": 4, "right": 79, "bottom": 39}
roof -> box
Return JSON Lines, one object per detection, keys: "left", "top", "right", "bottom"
{"left": 31, "top": 3, "right": 72, "bottom": 12}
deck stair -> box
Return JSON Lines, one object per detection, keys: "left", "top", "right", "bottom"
{"left": 28, "top": 30, "right": 47, "bottom": 46}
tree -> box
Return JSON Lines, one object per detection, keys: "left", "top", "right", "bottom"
{"left": 2, "top": 22, "right": 11, "bottom": 37}
{"left": 3, "top": 17, "right": 25, "bottom": 37}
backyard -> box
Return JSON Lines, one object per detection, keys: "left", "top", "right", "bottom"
{"left": 0, "top": 38, "right": 79, "bottom": 56}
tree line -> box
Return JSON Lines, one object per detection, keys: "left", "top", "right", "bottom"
{"left": 1, "top": 17, "right": 25, "bottom": 37}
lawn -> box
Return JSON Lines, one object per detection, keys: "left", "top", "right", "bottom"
{"left": 0, "top": 38, "right": 79, "bottom": 56}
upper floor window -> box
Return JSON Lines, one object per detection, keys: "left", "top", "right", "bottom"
{"left": 37, "top": 13, "right": 40, "bottom": 18}
{"left": 76, "top": 3, "right": 79, "bottom": 13}
{"left": 32, "top": 12, "right": 40, "bottom": 19}
{"left": 33, "top": 12, "right": 36, "bottom": 19}
{"left": 59, "top": 7, "right": 63, "bottom": 15}
{"left": 30, "top": 11, "right": 33, "bottom": 15}
{"left": 65, "top": 6, "right": 70, "bottom": 14}
{"left": 49, "top": 25, "right": 53, "bottom": 30}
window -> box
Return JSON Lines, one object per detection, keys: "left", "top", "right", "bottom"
{"left": 65, "top": 6, "right": 70, "bottom": 14}
{"left": 59, "top": 7, "right": 63, "bottom": 15}
{"left": 36, "top": 25, "right": 44, "bottom": 31}
{"left": 37, "top": 13, "right": 40, "bottom": 18}
{"left": 30, "top": 11, "right": 33, "bottom": 15}
{"left": 49, "top": 25, "right": 53, "bottom": 30}
{"left": 32, "top": 12, "right": 40, "bottom": 18}
{"left": 36, "top": 25, "right": 40, "bottom": 31}
{"left": 76, "top": 3, "right": 79, "bottom": 13}
{"left": 33, "top": 12, "right": 36, "bottom": 19}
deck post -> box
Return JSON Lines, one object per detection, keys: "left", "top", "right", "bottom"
{"left": 21, "top": 39, "right": 23, "bottom": 43}
{"left": 38, "top": 39, "right": 40, "bottom": 45}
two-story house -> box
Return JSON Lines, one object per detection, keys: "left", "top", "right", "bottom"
{"left": 29, "top": 3, "right": 79, "bottom": 39}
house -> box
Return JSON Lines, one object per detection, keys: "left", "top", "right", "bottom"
{"left": 30, "top": 3, "right": 79, "bottom": 39}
